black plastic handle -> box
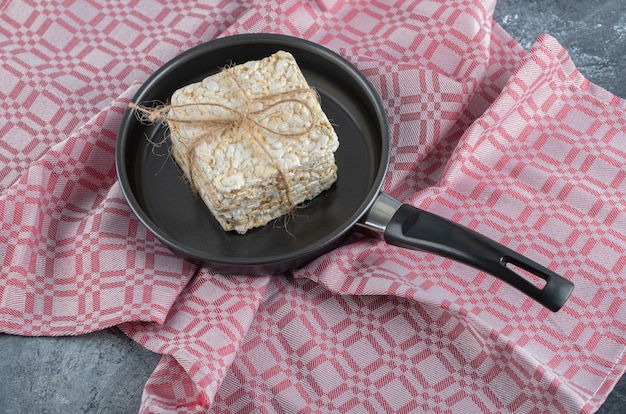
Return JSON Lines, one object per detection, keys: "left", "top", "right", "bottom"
{"left": 384, "top": 204, "right": 574, "bottom": 312}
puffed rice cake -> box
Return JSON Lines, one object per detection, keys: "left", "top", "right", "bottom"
{"left": 167, "top": 51, "right": 339, "bottom": 234}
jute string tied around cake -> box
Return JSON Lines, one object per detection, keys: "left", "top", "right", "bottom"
{"left": 128, "top": 71, "right": 320, "bottom": 210}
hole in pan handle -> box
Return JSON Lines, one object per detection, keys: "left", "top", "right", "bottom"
{"left": 365, "top": 194, "right": 575, "bottom": 312}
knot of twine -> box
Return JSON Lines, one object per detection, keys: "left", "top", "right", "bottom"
{"left": 129, "top": 72, "right": 320, "bottom": 209}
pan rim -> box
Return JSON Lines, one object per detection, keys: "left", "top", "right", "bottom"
{"left": 115, "top": 33, "right": 390, "bottom": 271}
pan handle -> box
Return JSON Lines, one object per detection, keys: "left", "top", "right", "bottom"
{"left": 364, "top": 194, "right": 574, "bottom": 312}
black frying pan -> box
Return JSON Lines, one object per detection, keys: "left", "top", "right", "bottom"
{"left": 116, "top": 34, "right": 574, "bottom": 311}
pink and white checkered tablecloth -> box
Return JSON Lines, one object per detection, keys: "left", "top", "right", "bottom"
{"left": 1, "top": 0, "right": 625, "bottom": 412}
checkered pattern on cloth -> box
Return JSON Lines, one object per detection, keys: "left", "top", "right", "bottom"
{"left": 1, "top": 0, "right": 625, "bottom": 413}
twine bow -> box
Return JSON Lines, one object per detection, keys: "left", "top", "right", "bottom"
{"left": 129, "top": 71, "right": 320, "bottom": 209}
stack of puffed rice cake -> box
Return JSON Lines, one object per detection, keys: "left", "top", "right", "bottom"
{"left": 167, "top": 51, "right": 339, "bottom": 234}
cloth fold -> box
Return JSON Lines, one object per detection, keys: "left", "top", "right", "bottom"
{"left": 1, "top": 1, "right": 625, "bottom": 413}
{"left": 1, "top": 84, "right": 195, "bottom": 335}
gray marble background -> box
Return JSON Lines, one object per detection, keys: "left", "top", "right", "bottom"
{"left": 1, "top": 0, "right": 624, "bottom": 412}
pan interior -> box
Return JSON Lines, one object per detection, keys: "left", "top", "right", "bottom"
{"left": 117, "top": 35, "right": 387, "bottom": 266}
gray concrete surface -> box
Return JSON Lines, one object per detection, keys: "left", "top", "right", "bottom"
{"left": 1, "top": 0, "right": 624, "bottom": 412}
{"left": 0, "top": 329, "right": 160, "bottom": 413}
{"left": 495, "top": 0, "right": 626, "bottom": 99}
